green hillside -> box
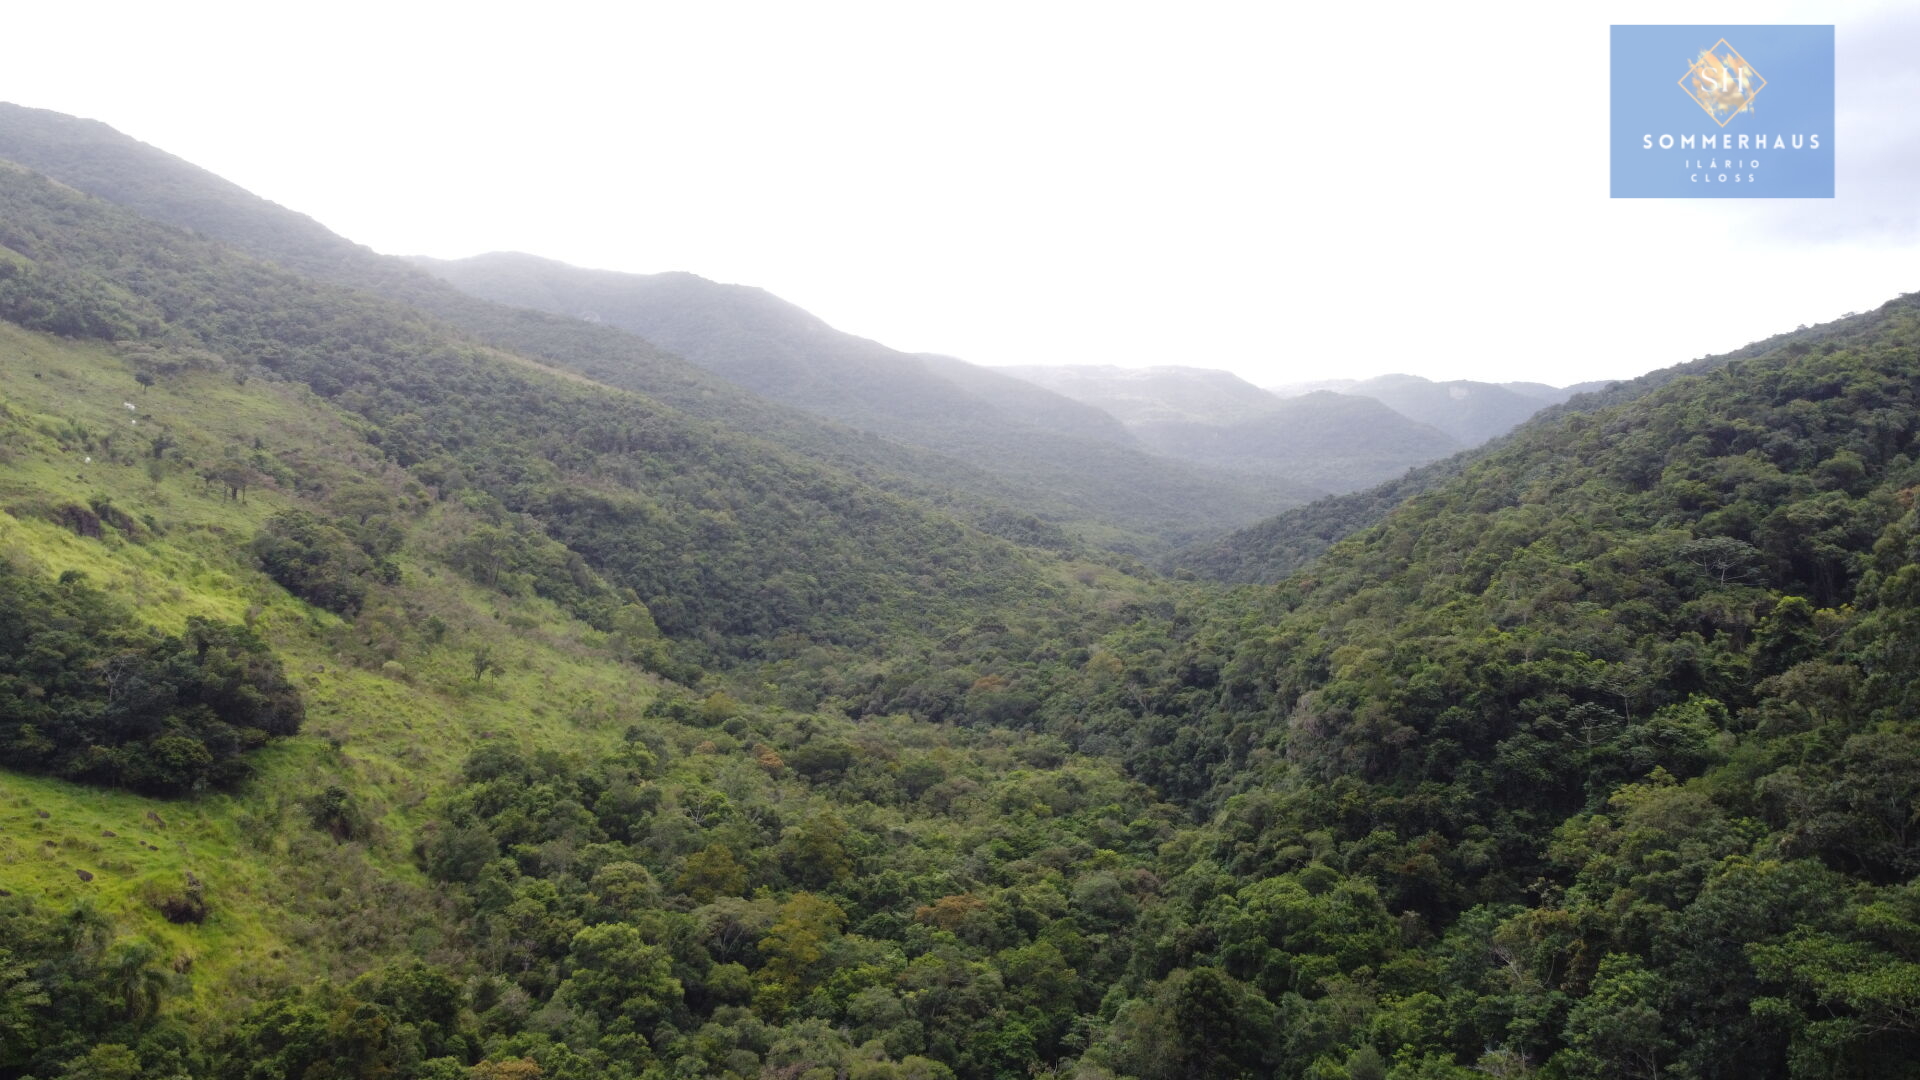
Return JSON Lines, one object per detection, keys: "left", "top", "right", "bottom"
{"left": 409, "top": 252, "right": 1316, "bottom": 548}
{"left": 1179, "top": 312, "right": 1887, "bottom": 585}
{"left": 0, "top": 315, "right": 1164, "bottom": 1080}
{"left": 0, "top": 160, "right": 1076, "bottom": 663}
{"left": 1171, "top": 453, "right": 1477, "bottom": 584}
{"left": 410, "top": 254, "right": 1135, "bottom": 451}
{"left": 0, "top": 148, "right": 1172, "bottom": 1079}
{"left": 0, "top": 102, "right": 1313, "bottom": 554}
{"left": 1056, "top": 292, "right": 1920, "bottom": 1075}
{"left": 0, "top": 317, "right": 652, "bottom": 1003}
{"left": 1, "top": 103, "right": 1918, "bottom": 1080}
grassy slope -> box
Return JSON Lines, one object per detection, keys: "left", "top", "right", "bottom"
{"left": 0, "top": 158, "right": 1084, "bottom": 660}
{"left": 0, "top": 236, "right": 1165, "bottom": 1033}
{"left": 0, "top": 322, "right": 656, "bottom": 1006}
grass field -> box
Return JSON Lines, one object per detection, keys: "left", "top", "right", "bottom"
{"left": 0, "top": 322, "right": 662, "bottom": 1006}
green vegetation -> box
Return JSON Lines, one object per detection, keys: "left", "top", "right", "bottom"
{"left": 0, "top": 105, "right": 1312, "bottom": 555}
{"left": 0, "top": 104, "right": 1917, "bottom": 1080}
{"left": 0, "top": 160, "right": 1064, "bottom": 666}
{"left": 408, "top": 253, "right": 1318, "bottom": 551}
{"left": 0, "top": 561, "right": 302, "bottom": 794}
{"left": 1178, "top": 308, "right": 1897, "bottom": 585}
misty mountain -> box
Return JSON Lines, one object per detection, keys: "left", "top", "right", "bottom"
{"left": 1177, "top": 314, "right": 1880, "bottom": 584}
{"left": 414, "top": 254, "right": 1133, "bottom": 447}
{"left": 0, "top": 103, "right": 1312, "bottom": 551}
{"left": 1127, "top": 392, "right": 1460, "bottom": 491}
{"left": 996, "top": 363, "right": 1292, "bottom": 425}
{"left": 1267, "top": 373, "right": 1621, "bottom": 446}
{"left": 1341, "top": 373, "right": 1570, "bottom": 444}
{"left": 997, "top": 363, "right": 1462, "bottom": 492}
{"left": 1267, "top": 377, "right": 1361, "bottom": 397}
{"left": 409, "top": 251, "right": 1324, "bottom": 547}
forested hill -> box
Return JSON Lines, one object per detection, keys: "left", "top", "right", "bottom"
{"left": 0, "top": 159, "right": 1074, "bottom": 664}
{"left": 1045, "top": 289, "right": 1920, "bottom": 1075}
{"left": 1179, "top": 305, "right": 1891, "bottom": 584}
{"left": 0, "top": 104, "right": 1311, "bottom": 552}
{"left": 995, "top": 363, "right": 1289, "bottom": 426}
{"left": 410, "top": 253, "right": 1133, "bottom": 450}
{"left": 408, "top": 252, "right": 1317, "bottom": 545}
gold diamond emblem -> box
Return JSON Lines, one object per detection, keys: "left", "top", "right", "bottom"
{"left": 1679, "top": 39, "right": 1766, "bottom": 127}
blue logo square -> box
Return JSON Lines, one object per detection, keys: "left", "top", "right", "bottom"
{"left": 1610, "top": 25, "right": 1834, "bottom": 198}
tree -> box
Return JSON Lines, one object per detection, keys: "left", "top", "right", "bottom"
{"left": 469, "top": 644, "right": 503, "bottom": 682}
{"left": 60, "top": 1043, "right": 143, "bottom": 1080}
{"left": 251, "top": 509, "right": 374, "bottom": 615}
{"left": 757, "top": 893, "right": 846, "bottom": 1011}
{"left": 676, "top": 845, "right": 748, "bottom": 903}
{"left": 101, "top": 939, "right": 172, "bottom": 1022}
{"left": 1104, "top": 967, "right": 1277, "bottom": 1080}
{"left": 1555, "top": 955, "right": 1672, "bottom": 1080}
{"left": 0, "top": 948, "right": 48, "bottom": 1068}
{"left": 781, "top": 811, "right": 854, "bottom": 888}
{"left": 557, "top": 923, "right": 681, "bottom": 1028}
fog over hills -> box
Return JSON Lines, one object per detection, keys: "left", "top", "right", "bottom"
{"left": 408, "top": 252, "right": 1609, "bottom": 511}
{"left": 414, "top": 254, "right": 1133, "bottom": 449}
{"left": 1126, "top": 392, "right": 1461, "bottom": 491}
{"left": 1268, "top": 372, "right": 1620, "bottom": 445}
{"left": 0, "top": 103, "right": 1320, "bottom": 552}
{"left": 994, "top": 363, "right": 1580, "bottom": 494}
{"left": 412, "top": 250, "right": 1326, "bottom": 548}
{"left": 995, "top": 363, "right": 1290, "bottom": 426}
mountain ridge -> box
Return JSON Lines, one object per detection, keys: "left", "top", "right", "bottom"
{"left": 409, "top": 250, "right": 1320, "bottom": 548}
{"left": 993, "top": 363, "right": 1466, "bottom": 492}
{"left": 0, "top": 103, "right": 1308, "bottom": 552}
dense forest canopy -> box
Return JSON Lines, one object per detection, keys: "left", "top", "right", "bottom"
{"left": 0, "top": 106, "right": 1917, "bottom": 1080}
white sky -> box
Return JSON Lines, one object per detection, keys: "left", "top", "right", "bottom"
{"left": 6, "top": 1, "right": 1916, "bottom": 387}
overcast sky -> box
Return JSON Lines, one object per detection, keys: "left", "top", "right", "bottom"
{"left": 7, "top": 1, "right": 1915, "bottom": 387}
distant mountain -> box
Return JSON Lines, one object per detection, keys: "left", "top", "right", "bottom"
{"left": 1556, "top": 378, "right": 1623, "bottom": 398}
{"left": 997, "top": 364, "right": 1461, "bottom": 493}
{"left": 1128, "top": 392, "right": 1460, "bottom": 491}
{"left": 1269, "top": 374, "right": 1622, "bottom": 446}
{"left": 916, "top": 353, "right": 1137, "bottom": 438}
{"left": 1267, "top": 377, "right": 1360, "bottom": 398}
{"left": 996, "top": 363, "right": 1290, "bottom": 425}
{"left": 416, "top": 254, "right": 1133, "bottom": 447}
{"left": 1498, "top": 380, "right": 1570, "bottom": 400}
{"left": 412, "top": 251, "right": 1319, "bottom": 548}
{"left": 1341, "top": 373, "right": 1559, "bottom": 445}
{"left": 1176, "top": 314, "right": 1886, "bottom": 584}
{"left": 0, "top": 103, "right": 1312, "bottom": 551}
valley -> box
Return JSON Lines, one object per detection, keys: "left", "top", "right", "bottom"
{"left": 0, "top": 103, "right": 1916, "bottom": 1080}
